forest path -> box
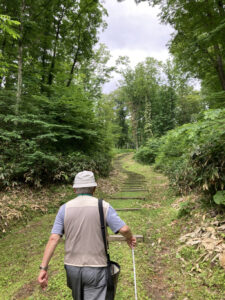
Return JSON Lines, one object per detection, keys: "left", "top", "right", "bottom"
{"left": 0, "top": 154, "right": 223, "bottom": 299}
{"left": 108, "top": 154, "right": 224, "bottom": 300}
{"left": 109, "top": 153, "right": 179, "bottom": 300}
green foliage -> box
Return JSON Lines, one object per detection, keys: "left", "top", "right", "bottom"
{"left": 0, "top": 0, "right": 106, "bottom": 92}
{"left": 0, "top": 14, "right": 20, "bottom": 76}
{"left": 106, "top": 88, "right": 133, "bottom": 149}
{"left": 96, "top": 93, "right": 123, "bottom": 151}
{"left": 155, "top": 108, "right": 225, "bottom": 196}
{"left": 0, "top": 147, "right": 111, "bottom": 189}
{"left": 0, "top": 86, "right": 112, "bottom": 188}
{"left": 0, "top": 1, "right": 114, "bottom": 189}
{"left": 134, "top": 137, "right": 162, "bottom": 164}
{"left": 116, "top": 57, "right": 202, "bottom": 149}
{"left": 213, "top": 191, "right": 225, "bottom": 206}
{"left": 175, "top": 91, "right": 206, "bottom": 125}
{"left": 112, "top": 149, "right": 134, "bottom": 155}
{"left": 148, "top": 0, "right": 225, "bottom": 107}
{"left": 179, "top": 246, "right": 201, "bottom": 261}
{"left": 116, "top": 58, "right": 162, "bottom": 146}
{"left": 134, "top": 147, "right": 154, "bottom": 164}
{"left": 177, "top": 201, "right": 193, "bottom": 218}
{"left": 0, "top": 14, "right": 19, "bottom": 38}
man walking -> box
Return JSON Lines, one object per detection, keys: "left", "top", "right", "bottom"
{"left": 38, "top": 170, "right": 136, "bottom": 299}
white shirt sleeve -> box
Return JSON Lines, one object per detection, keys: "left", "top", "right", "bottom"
{"left": 106, "top": 205, "right": 126, "bottom": 233}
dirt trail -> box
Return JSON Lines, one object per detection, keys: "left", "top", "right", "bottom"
{"left": 116, "top": 154, "right": 225, "bottom": 300}
{"left": 114, "top": 154, "right": 177, "bottom": 300}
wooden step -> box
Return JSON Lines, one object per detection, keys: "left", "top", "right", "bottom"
{"left": 109, "top": 197, "right": 146, "bottom": 200}
{"left": 116, "top": 208, "right": 142, "bottom": 211}
{"left": 124, "top": 180, "right": 146, "bottom": 182}
{"left": 121, "top": 187, "right": 144, "bottom": 189}
{"left": 123, "top": 183, "right": 146, "bottom": 185}
{"left": 120, "top": 189, "right": 148, "bottom": 192}
{"left": 122, "top": 186, "right": 145, "bottom": 188}
{"left": 124, "top": 179, "right": 146, "bottom": 181}
{"left": 123, "top": 182, "right": 147, "bottom": 184}
{"left": 108, "top": 234, "right": 144, "bottom": 242}
{"left": 119, "top": 192, "right": 147, "bottom": 193}
{"left": 122, "top": 184, "right": 144, "bottom": 187}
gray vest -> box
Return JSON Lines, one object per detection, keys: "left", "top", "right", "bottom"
{"left": 64, "top": 195, "right": 109, "bottom": 267}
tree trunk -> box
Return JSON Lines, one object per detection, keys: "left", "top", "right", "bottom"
{"left": 15, "top": 40, "right": 23, "bottom": 115}
{"left": 48, "top": 11, "right": 64, "bottom": 86}
{"left": 40, "top": 21, "right": 51, "bottom": 93}
{"left": 215, "top": 56, "right": 225, "bottom": 91}
{"left": 214, "top": 44, "right": 225, "bottom": 91}
{"left": 66, "top": 30, "right": 81, "bottom": 87}
{"left": 15, "top": 0, "right": 25, "bottom": 116}
{"left": 41, "top": 47, "right": 47, "bottom": 93}
{"left": 144, "top": 94, "right": 153, "bottom": 139}
{"left": 130, "top": 101, "right": 139, "bottom": 150}
{"left": 0, "top": 36, "right": 7, "bottom": 86}
{"left": 204, "top": 3, "right": 225, "bottom": 90}
{"left": 66, "top": 47, "right": 80, "bottom": 87}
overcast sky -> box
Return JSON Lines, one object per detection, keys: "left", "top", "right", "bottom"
{"left": 98, "top": 0, "right": 174, "bottom": 94}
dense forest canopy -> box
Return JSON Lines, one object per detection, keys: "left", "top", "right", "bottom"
{"left": 134, "top": 0, "right": 225, "bottom": 107}
{"left": 0, "top": 0, "right": 224, "bottom": 201}
{"left": 110, "top": 56, "right": 206, "bottom": 149}
{"left": 0, "top": 0, "right": 113, "bottom": 187}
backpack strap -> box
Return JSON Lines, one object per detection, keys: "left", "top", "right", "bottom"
{"left": 98, "top": 199, "right": 110, "bottom": 264}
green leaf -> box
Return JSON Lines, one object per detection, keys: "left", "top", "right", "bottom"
{"left": 213, "top": 191, "right": 225, "bottom": 206}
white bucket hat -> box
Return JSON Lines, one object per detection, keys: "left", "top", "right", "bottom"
{"left": 73, "top": 171, "right": 97, "bottom": 188}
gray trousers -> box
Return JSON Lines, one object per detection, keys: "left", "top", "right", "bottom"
{"left": 65, "top": 265, "right": 108, "bottom": 300}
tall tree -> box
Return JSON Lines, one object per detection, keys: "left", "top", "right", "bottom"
{"left": 0, "top": 0, "right": 114, "bottom": 187}
{"left": 15, "top": 0, "right": 25, "bottom": 117}
{"left": 117, "top": 57, "right": 177, "bottom": 146}
{"left": 126, "top": 0, "right": 225, "bottom": 106}
{"left": 108, "top": 88, "right": 131, "bottom": 149}
{"left": 0, "top": 0, "right": 106, "bottom": 97}
{"left": 147, "top": 0, "right": 225, "bottom": 106}
{"left": 0, "top": 14, "right": 19, "bottom": 82}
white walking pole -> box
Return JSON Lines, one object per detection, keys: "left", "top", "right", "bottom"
{"left": 132, "top": 248, "right": 138, "bottom": 300}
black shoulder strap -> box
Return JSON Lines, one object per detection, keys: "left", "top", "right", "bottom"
{"left": 98, "top": 199, "right": 110, "bottom": 263}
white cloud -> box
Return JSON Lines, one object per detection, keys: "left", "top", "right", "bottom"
{"left": 99, "top": 0, "right": 174, "bottom": 93}
{"left": 109, "top": 49, "right": 172, "bottom": 66}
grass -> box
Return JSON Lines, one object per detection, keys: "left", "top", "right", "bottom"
{"left": 0, "top": 153, "right": 224, "bottom": 299}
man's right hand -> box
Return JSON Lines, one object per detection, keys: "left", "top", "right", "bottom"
{"left": 119, "top": 225, "right": 137, "bottom": 248}
{"left": 38, "top": 270, "right": 48, "bottom": 290}
{"left": 127, "top": 236, "right": 137, "bottom": 249}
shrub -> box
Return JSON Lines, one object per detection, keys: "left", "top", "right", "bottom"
{"left": 0, "top": 141, "right": 112, "bottom": 189}
{"left": 213, "top": 191, "right": 225, "bottom": 205}
{"left": 134, "top": 137, "right": 162, "bottom": 164}
{"left": 0, "top": 150, "right": 112, "bottom": 189}
{"left": 154, "top": 109, "right": 225, "bottom": 196}
{"left": 0, "top": 89, "right": 113, "bottom": 189}
{"left": 177, "top": 201, "right": 194, "bottom": 218}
